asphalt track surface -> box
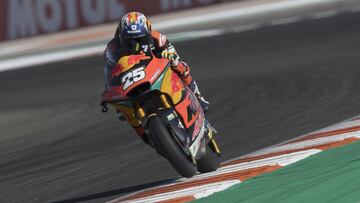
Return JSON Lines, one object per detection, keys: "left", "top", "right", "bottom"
{"left": 1, "top": 12, "right": 360, "bottom": 203}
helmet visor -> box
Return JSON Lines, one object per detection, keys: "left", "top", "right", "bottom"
{"left": 121, "top": 35, "right": 151, "bottom": 52}
{"left": 121, "top": 23, "right": 148, "bottom": 39}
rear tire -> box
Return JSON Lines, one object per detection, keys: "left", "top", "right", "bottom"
{"left": 148, "top": 116, "right": 197, "bottom": 178}
{"left": 197, "top": 141, "right": 221, "bottom": 173}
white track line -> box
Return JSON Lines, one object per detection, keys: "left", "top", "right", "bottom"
{"left": 269, "top": 16, "right": 303, "bottom": 26}
{"left": 115, "top": 180, "right": 240, "bottom": 203}
{"left": 230, "top": 24, "right": 263, "bottom": 33}
{"left": 155, "top": 0, "right": 342, "bottom": 30}
{"left": 303, "top": 118, "right": 360, "bottom": 136}
{"left": 249, "top": 131, "right": 360, "bottom": 158}
{"left": 167, "top": 29, "right": 225, "bottom": 42}
{"left": 178, "top": 149, "right": 320, "bottom": 182}
{"left": 234, "top": 116, "right": 360, "bottom": 161}
{"left": 0, "top": 45, "right": 104, "bottom": 71}
{"left": 312, "top": 10, "right": 339, "bottom": 19}
{"left": 109, "top": 150, "right": 319, "bottom": 203}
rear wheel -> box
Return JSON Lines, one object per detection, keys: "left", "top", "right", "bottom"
{"left": 148, "top": 116, "right": 197, "bottom": 178}
{"left": 197, "top": 141, "right": 221, "bottom": 173}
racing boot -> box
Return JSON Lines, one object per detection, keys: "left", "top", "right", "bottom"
{"left": 188, "top": 79, "right": 210, "bottom": 113}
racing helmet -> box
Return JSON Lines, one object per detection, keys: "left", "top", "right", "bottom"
{"left": 119, "top": 12, "right": 152, "bottom": 51}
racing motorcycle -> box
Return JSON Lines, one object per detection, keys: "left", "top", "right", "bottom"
{"left": 101, "top": 51, "right": 221, "bottom": 178}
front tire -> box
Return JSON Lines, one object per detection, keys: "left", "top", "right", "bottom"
{"left": 197, "top": 141, "right": 221, "bottom": 173}
{"left": 148, "top": 116, "right": 197, "bottom": 178}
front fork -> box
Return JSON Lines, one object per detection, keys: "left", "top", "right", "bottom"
{"left": 206, "top": 122, "right": 221, "bottom": 155}
{"left": 134, "top": 94, "right": 171, "bottom": 120}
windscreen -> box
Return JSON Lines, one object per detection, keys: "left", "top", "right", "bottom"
{"left": 105, "top": 53, "right": 153, "bottom": 87}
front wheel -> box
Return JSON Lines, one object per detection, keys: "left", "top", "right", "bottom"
{"left": 197, "top": 141, "right": 221, "bottom": 173}
{"left": 148, "top": 116, "right": 197, "bottom": 178}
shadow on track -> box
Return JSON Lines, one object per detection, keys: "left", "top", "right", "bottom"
{"left": 52, "top": 179, "right": 176, "bottom": 203}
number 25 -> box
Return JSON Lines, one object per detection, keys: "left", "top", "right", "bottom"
{"left": 122, "top": 67, "right": 146, "bottom": 90}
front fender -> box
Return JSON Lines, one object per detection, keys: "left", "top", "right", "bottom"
{"left": 147, "top": 108, "right": 190, "bottom": 150}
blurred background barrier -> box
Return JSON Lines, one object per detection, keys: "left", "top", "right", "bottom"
{"left": 0, "top": 0, "right": 239, "bottom": 42}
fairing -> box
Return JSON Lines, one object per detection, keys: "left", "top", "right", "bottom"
{"left": 102, "top": 52, "right": 206, "bottom": 157}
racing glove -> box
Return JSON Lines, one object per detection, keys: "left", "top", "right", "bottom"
{"left": 161, "top": 49, "right": 179, "bottom": 67}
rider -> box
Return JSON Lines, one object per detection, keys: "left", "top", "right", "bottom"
{"left": 102, "top": 12, "right": 209, "bottom": 142}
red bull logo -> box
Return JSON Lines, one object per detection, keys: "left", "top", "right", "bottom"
{"left": 129, "top": 12, "right": 139, "bottom": 24}
{"left": 128, "top": 12, "right": 139, "bottom": 24}
{"left": 171, "top": 72, "right": 183, "bottom": 95}
{"left": 111, "top": 52, "right": 150, "bottom": 78}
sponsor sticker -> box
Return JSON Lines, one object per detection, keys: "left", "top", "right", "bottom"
{"left": 150, "top": 69, "right": 161, "bottom": 82}
{"left": 167, "top": 113, "right": 175, "bottom": 121}
{"left": 131, "top": 25, "right": 137, "bottom": 31}
{"left": 127, "top": 30, "right": 141, "bottom": 34}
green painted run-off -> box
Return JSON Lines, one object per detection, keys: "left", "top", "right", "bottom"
{"left": 195, "top": 140, "right": 360, "bottom": 203}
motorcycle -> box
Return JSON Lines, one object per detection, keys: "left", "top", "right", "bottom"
{"left": 101, "top": 51, "right": 221, "bottom": 178}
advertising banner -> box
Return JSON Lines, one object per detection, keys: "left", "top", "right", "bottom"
{"left": 0, "top": 0, "right": 222, "bottom": 42}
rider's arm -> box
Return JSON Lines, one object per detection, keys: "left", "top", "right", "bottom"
{"left": 151, "top": 31, "right": 178, "bottom": 56}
